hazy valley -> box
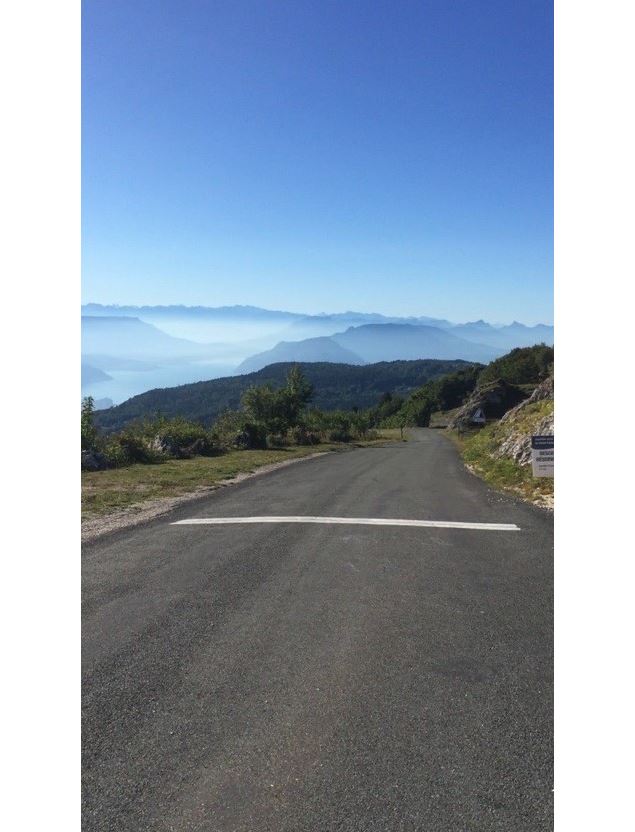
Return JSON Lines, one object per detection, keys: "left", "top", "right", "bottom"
{"left": 81, "top": 304, "right": 554, "bottom": 407}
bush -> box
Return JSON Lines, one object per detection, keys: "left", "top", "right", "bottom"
{"left": 302, "top": 408, "right": 371, "bottom": 442}
{"left": 151, "top": 416, "right": 216, "bottom": 458}
{"left": 100, "top": 437, "right": 130, "bottom": 468}
{"left": 326, "top": 413, "right": 352, "bottom": 442}
{"left": 116, "top": 426, "right": 161, "bottom": 464}
{"left": 290, "top": 425, "right": 321, "bottom": 446}
{"left": 212, "top": 411, "right": 267, "bottom": 450}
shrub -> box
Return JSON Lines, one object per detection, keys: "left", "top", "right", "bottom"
{"left": 151, "top": 416, "right": 216, "bottom": 458}
{"left": 100, "top": 437, "right": 129, "bottom": 468}
{"left": 326, "top": 412, "right": 352, "bottom": 442}
{"left": 212, "top": 410, "right": 267, "bottom": 450}
{"left": 350, "top": 411, "right": 372, "bottom": 439}
{"left": 116, "top": 426, "right": 161, "bottom": 464}
{"left": 290, "top": 425, "right": 321, "bottom": 446}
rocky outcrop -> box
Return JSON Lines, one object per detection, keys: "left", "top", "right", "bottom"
{"left": 495, "top": 412, "right": 554, "bottom": 466}
{"left": 500, "top": 374, "right": 553, "bottom": 422}
{"left": 493, "top": 375, "right": 554, "bottom": 466}
{"left": 447, "top": 379, "right": 527, "bottom": 430}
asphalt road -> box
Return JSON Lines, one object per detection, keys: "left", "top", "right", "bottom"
{"left": 82, "top": 429, "right": 553, "bottom": 831}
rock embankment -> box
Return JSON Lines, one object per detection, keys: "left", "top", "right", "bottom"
{"left": 493, "top": 375, "right": 554, "bottom": 466}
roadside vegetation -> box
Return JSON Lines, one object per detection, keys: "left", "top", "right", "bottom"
{"left": 82, "top": 346, "right": 554, "bottom": 518}
{"left": 381, "top": 343, "right": 554, "bottom": 506}
{"left": 82, "top": 366, "right": 394, "bottom": 471}
{"left": 380, "top": 344, "right": 554, "bottom": 429}
{"left": 450, "top": 398, "right": 554, "bottom": 506}
{"left": 81, "top": 366, "right": 402, "bottom": 519}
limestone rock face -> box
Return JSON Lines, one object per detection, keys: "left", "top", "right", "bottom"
{"left": 495, "top": 412, "right": 554, "bottom": 466}
{"left": 493, "top": 374, "right": 554, "bottom": 466}
{"left": 447, "top": 379, "right": 527, "bottom": 430}
{"left": 500, "top": 374, "right": 553, "bottom": 423}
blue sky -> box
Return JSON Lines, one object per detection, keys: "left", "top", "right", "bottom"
{"left": 82, "top": 0, "right": 553, "bottom": 324}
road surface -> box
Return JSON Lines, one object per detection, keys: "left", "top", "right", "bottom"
{"left": 82, "top": 429, "right": 553, "bottom": 831}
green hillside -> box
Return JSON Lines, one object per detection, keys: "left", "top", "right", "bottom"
{"left": 381, "top": 344, "right": 554, "bottom": 428}
{"left": 95, "top": 359, "right": 478, "bottom": 432}
{"left": 477, "top": 344, "right": 553, "bottom": 387}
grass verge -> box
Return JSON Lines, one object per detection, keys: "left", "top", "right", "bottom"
{"left": 447, "top": 400, "right": 554, "bottom": 507}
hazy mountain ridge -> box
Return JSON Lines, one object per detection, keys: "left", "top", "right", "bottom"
{"left": 81, "top": 364, "right": 112, "bottom": 385}
{"left": 82, "top": 304, "right": 299, "bottom": 322}
{"left": 82, "top": 304, "right": 454, "bottom": 328}
{"left": 238, "top": 323, "right": 500, "bottom": 373}
{"left": 332, "top": 324, "right": 501, "bottom": 363}
{"left": 450, "top": 320, "right": 554, "bottom": 350}
{"left": 81, "top": 316, "right": 214, "bottom": 359}
{"left": 81, "top": 306, "right": 553, "bottom": 404}
{"left": 237, "top": 337, "right": 364, "bottom": 373}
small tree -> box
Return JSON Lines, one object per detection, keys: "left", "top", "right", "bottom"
{"left": 81, "top": 396, "right": 98, "bottom": 451}
{"left": 285, "top": 365, "right": 314, "bottom": 408}
{"left": 241, "top": 384, "right": 286, "bottom": 434}
{"left": 241, "top": 366, "right": 314, "bottom": 439}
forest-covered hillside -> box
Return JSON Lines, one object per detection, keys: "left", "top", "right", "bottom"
{"left": 94, "top": 359, "right": 477, "bottom": 432}
{"left": 381, "top": 344, "right": 554, "bottom": 428}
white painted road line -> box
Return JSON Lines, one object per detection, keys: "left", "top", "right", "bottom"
{"left": 171, "top": 516, "right": 520, "bottom": 531}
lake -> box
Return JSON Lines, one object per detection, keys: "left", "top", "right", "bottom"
{"left": 81, "top": 360, "right": 238, "bottom": 406}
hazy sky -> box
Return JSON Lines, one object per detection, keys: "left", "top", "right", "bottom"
{"left": 82, "top": 0, "right": 553, "bottom": 324}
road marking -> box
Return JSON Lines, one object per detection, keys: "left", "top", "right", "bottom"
{"left": 171, "top": 516, "right": 520, "bottom": 531}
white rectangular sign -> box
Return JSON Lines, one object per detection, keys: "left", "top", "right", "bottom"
{"left": 531, "top": 435, "right": 554, "bottom": 478}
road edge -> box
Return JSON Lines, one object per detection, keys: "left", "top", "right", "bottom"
{"left": 81, "top": 451, "right": 331, "bottom": 544}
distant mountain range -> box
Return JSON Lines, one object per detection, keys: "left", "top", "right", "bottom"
{"left": 81, "top": 316, "right": 213, "bottom": 360}
{"left": 82, "top": 303, "right": 299, "bottom": 322}
{"left": 82, "top": 303, "right": 454, "bottom": 329}
{"left": 82, "top": 304, "right": 552, "bottom": 350}
{"left": 94, "top": 359, "right": 477, "bottom": 432}
{"left": 81, "top": 305, "right": 553, "bottom": 406}
{"left": 238, "top": 323, "right": 500, "bottom": 373}
{"left": 450, "top": 320, "right": 555, "bottom": 351}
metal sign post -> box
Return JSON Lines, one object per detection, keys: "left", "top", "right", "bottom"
{"left": 531, "top": 435, "right": 554, "bottom": 478}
